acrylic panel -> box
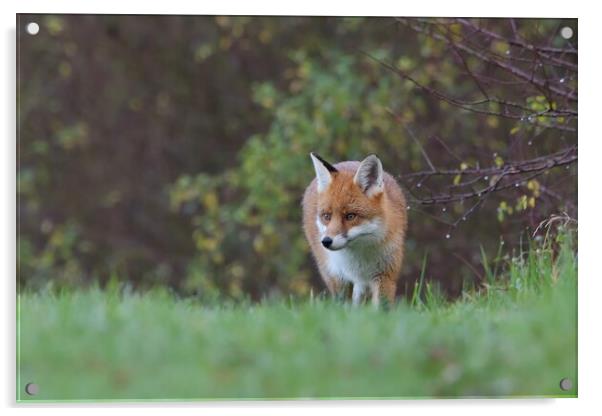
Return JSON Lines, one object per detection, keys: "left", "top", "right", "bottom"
{"left": 16, "top": 14, "right": 578, "bottom": 402}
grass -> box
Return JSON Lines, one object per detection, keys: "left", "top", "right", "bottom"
{"left": 17, "top": 231, "right": 577, "bottom": 401}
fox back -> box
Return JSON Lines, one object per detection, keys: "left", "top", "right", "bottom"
{"left": 302, "top": 153, "right": 407, "bottom": 305}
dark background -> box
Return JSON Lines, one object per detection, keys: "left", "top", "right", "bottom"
{"left": 17, "top": 15, "right": 577, "bottom": 299}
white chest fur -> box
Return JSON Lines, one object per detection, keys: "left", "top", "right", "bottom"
{"left": 324, "top": 241, "right": 391, "bottom": 285}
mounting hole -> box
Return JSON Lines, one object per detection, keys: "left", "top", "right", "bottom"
{"left": 26, "top": 22, "right": 40, "bottom": 36}
{"left": 560, "top": 26, "right": 573, "bottom": 40}
{"left": 559, "top": 377, "right": 573, "bottom": 391}
{"left": 25, "top": 382, "right": 39, "bottom": 396}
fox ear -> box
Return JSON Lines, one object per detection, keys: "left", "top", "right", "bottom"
{"left": 354, "top": 154, "right": 384, "bottom": 197}
{"left": 310, "top": 152, "right": 337, "bottom": 192}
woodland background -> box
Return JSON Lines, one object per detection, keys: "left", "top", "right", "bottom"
{"left": 17, "top": 15, "right": 577, "bottom": 300}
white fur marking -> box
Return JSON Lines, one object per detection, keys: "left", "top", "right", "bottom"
{"left": 346, "top": 218, "right": 385, "bottom": 243}
{"left": 315, "top": 216, "right": 327, "bottom": 236}
{"left": 323, "top": 218, "right": 389, "bottom": 286}
{"left": 329, "top": 234, "right": 348, "bottom": 250}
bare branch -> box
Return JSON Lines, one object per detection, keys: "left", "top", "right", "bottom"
{"left": 401, "top": 146, "right": 576, "bottom": 179}
{"left": 400, "top": 146, "right": 577, "bottom": 205}
{"left": 396, "top": 18, "right": 578, "bottom": 102}
{"left": 456, "top": 18, "right": 578, "bottom": 71}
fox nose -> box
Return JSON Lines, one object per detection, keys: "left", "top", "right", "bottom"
{"left": 321, "top": 237, "right": 333, "bottom": 248}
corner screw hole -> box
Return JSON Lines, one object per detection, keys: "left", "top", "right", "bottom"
{"left": 26, "top": 22, "right": 40, "bottom": 36}
{"left": 559, "top": 378, "right": 573, "bottom": 391}
{"left": 560, "top": 27, "right": 573, "bottom": 40}
{"left": 25, "top": 382, "right": 39, "bottom": 396}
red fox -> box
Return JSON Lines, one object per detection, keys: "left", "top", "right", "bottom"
{"left": 302, "top": 153, "right": 407, "bottom": 306}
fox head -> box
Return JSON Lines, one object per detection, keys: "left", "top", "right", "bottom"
{"left": 310, "top": 152, "right": 387, "bottom": 251}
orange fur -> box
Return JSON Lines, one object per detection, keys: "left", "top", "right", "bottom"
{"left": 302, "top": 156, "right": 407, "bottom": 305}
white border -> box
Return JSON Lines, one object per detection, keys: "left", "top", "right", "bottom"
{"left": 8, "top": 0, "right": 581, "bottom": 17}
{"left": 2, "top": 1, "right": 599, "bottom": 415}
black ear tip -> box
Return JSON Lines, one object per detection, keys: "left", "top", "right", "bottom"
{"left": 310, "top": 152, "right": 338, "bottom": 173}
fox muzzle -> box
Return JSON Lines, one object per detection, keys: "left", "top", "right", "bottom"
{"left": 321, "top": 237, "right": 333, "bottom": 248}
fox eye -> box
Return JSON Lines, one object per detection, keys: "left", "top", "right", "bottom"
{"left": 322, "top": 213, "right": 332, "bottom": 222}
{"left": 344, "top": 213, "right": 357, "bottom": 221}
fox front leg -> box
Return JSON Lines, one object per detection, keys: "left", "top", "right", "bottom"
{"left": 325, "top": 277, "right": 348, "bottom": 301}
{"left": 370, "top": 275, "right": 396, "bottom": 307}
{"left": 352, "top": 283, "right": 366, "bottom": 306}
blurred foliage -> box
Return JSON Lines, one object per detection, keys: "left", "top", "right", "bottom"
{"left": 17, "top": 15, "right": 577, "bottom": 299}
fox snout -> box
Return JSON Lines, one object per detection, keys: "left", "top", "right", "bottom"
{"left": 321, "top": 237, "right": 333, "bottom": 248}
{"left": 319, "top": 234, "right": 349, "bottom": 251}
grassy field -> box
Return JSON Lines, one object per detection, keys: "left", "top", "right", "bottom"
{"left": 17, "top": 232, "right": 577, "bottom": 401}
